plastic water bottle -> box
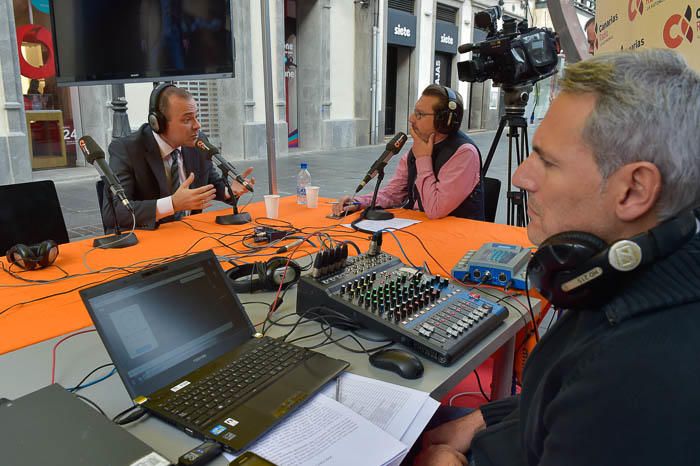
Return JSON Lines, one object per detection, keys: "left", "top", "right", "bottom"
{"left": 296, "top": 162, "right": 311, "bottom": 205}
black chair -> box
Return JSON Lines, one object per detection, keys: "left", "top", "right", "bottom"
{"left": 96, "top": 179, "right": 108, "bottom": 234}
{"left": 0, "top": 180, "right": 70, "bottom": 252}
{"left": 483, "top": 177, "right": 501, "bottom": 223}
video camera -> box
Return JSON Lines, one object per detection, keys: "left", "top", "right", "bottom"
{"left": 457, "top": 7, "right": 559, "bottom": 88}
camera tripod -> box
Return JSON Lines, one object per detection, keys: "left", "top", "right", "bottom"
{"left": 482, "top": 84, "right": 533, "bottom": 227}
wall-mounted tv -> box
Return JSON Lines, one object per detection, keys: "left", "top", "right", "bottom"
{"left": 49, "top": 0, "right": 234, "bottom": 86}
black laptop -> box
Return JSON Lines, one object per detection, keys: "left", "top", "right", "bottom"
{"left": 80, "top": 250, "right": 349, "bottom": 452}
{"left": 0, "top": 384, "right": 169, "bottom": 466}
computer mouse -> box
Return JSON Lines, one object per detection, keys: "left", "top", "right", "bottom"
{"left": 369, "top": 348, "right": 424, "bottom": 379}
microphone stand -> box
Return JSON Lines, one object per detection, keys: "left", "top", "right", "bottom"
{"left": 361, "top": 165, "right": 394, "bottom": 221}
{"left": 93, "top": 182, "right": 139, "bottom": 248}
{"left": 215, "top": 166, "right": 251, "bottom": 225}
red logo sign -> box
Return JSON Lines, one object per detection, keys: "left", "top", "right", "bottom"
{"left": 628, "top": 0, "right": 644, "bottom": 21}
{"left": 663, "top": 6, "right": 694, "bottom": 48}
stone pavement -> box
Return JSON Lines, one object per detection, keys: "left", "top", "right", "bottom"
{"left": 31, "top": 126, "right": 537, "bottom": 241}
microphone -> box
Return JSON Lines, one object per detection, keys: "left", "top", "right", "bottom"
{"left": 355, "top": 132, "right": 408, "bottom": 193}
{"left": 78, "top": 136, "right": 133, "bottom": 212}
{"left": 195, "top": 134, "right": 254, "bottom": 193}
{"left": 457, "top": 43, "right": 479, "bottom": 54}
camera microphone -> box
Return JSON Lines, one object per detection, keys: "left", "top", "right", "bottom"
{"left": 196, "top": 134, "right": 254, "bottom": 193}
{"left": 78, "top": 136, "right": 133, "bottom": 212}
{"left": 457, "top": 43, "right": 478, "bottom": 54}
{"left": 355, "top": 132, "right": 408, "bottom": 193}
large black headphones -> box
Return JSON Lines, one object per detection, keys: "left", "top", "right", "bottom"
{"left": 6, "top": 240, "right": 59, "bottom": 270}
{"left": 434, "top": 86, "right": 463, "bottom": 134}
{"left": 148, "top": 83, "right": 175, "bottom": 134}
{"left": 527, "top": 210, "right": 697, "bottom": 309}
{"left": 227, "top": 257, "right": 301, "bottom": 293}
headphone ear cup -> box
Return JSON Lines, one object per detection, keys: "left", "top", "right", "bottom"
{"left": 148, "top": 83, "right": 173, "bottom": 134}
{"left": 148, "top": 112, "right": 162, "bottom": 134}
{"left": 6, "top": 244, "right": 36, "bottom": 270}
{"left": 265, "top": 257, "right": 301, "bottom": 291}
{"left": 528, "top": 231, "right": 610, "bottom": 309}
{"left": 35, "top": 240, "right": 59, "bottom": 268}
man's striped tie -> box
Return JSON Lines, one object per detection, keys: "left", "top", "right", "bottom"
{"left": 170, "top": 149, "right": 181, "bottom": 195}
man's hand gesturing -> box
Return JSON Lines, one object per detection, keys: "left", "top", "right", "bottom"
{"left": 172, "top": 173, "right": 217, "bottom": 212}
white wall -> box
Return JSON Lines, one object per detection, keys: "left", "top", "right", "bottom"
{"left": 416, "top": 0, "right": 435, "bottom": 94}
{"left": 456, "top": 2, "right": 474, "bottom": 111}
{"left": 330, "top": 1, "right": 355, "bottom": 119}
{"left": 251, "top": 0, "right": 266, "bottom": 122}
{"left": 124, "top": 83, "right": 153, "bottom": 131}
{"left": 0, "top": 60, "right": 7, "bottom": 137}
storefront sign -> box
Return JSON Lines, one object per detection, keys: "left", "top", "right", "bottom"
{"left": 388, "top": 8, "right": 417, "bottom": 47}
{"left": 434, "top": 20, "right": 458, "bottom": 54}
{"left": 31, "top": 0, "right": 50, "bottom": 14}
{"left": 16, "top": 24, "right": 56, "bottom": 79}
{"left": 596, "top": 0, "right": 699, "bottom": 71}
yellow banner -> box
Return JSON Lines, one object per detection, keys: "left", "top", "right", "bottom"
{"left": 595, "top": 0, "right": 700, "bottom": 71}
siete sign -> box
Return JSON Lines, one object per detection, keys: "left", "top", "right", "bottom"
{"left": 388, "top": 8, "right": 417, "bottom": 47}
{"left": 435, "top": 20, "right": 458, "bottom": 54}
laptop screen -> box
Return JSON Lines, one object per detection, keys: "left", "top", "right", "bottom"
{"left": 81, "top": 251, "right": 253, "bottom": 398}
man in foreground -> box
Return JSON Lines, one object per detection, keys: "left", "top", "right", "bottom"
{"left": 413, "top": 49, "right": 700, "bottom": 465}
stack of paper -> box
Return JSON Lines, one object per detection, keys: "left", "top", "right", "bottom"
{"left": 342, "top": 217, "right": 422, "bottom": 232}
{"left": 224, "top": 373, "right": 439, "bottom": 466}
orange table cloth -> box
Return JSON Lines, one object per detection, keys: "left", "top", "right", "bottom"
{"left": 0, "top": 196, "right": 532, "bottom": 354}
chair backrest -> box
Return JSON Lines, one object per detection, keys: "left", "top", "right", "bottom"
{"left": 96, "top": 179, "right": 108, "bottom": 234}
{"left": 483, "top": 177, "right": 501, "bottom": 223}
{"left": 0, "top": 180, "right": 69, "bottom": 252}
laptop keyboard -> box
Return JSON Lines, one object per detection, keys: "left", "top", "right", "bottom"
{"left": 158, "top": 338, "right": 308, "bottom": 427}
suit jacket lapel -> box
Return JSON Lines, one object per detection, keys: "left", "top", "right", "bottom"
{"left": 142, "top": 125, "right": 170, "bottom": 196}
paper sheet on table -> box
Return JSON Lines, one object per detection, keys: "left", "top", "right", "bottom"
{"left": 319, "top": 372, "right": 435, "bottom": 440}
{"left": 223, "top": 394, "right": 406, "bottom": 466}
{"left": 342, "top": 217, "right": 421, "bottom": 232}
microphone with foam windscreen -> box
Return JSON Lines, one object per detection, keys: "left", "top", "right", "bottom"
{"left": 78, "top": 136, "right": 133, "bottom": 212}
{"left": 196, "top": 133, "right": 254, "bottom": 193}
{"left": 355, "top": 132, "right": 408, "bottom": 193}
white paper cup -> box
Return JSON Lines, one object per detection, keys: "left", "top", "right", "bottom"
{"left": 306, "top": 186, "right": 320, "bottom": 208}
{"left": 264, "top": 194, "right": 280, "bottom": 218}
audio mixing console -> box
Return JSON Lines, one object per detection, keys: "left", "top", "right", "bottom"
{"left": 296, "top": 250, "right": 509, "bottom": 365}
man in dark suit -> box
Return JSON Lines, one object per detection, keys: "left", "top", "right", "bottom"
{"left": 103, "top": 85, "right": 254, "bottom": 230}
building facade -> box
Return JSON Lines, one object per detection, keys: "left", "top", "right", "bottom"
{"left": 1, "top": 0, "right": 554, "bottom": 185}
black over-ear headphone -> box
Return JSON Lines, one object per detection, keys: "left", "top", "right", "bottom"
{"left": 6, "top": 240, "right": 59, "bottom": 270}
{"left": 227, "top": 257, "right": 302, "bottom": 293}
{"left": 148, "top": 83, "right": 175, "bottom": 134}
{"left": 434, "top": 86, "right": 463, "bottom": 134}
{"left": 527, "top": 210, "right": 697, "bottom": 309}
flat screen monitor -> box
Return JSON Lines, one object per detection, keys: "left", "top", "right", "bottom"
{"left": 49, "top": 0, "right": 234, "bottom": 86}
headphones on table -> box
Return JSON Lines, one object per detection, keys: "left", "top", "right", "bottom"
{"left": 527, "top": 210, "right": 697, "bottom": 309}
{"left": 434, "top": 86, "right": 463, "bottom": 134}
{"left": 148, "top": 83, "right": 175, "bottom": 134}
{"left": 6, "top": 240, "right": 59, "bottom": 270}
{"left": 227, "top": 257, "right": 301, "bottom": 293}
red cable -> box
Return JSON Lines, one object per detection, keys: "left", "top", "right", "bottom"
{"left": 51, "top": 329, "right": 95, "bottom": 384}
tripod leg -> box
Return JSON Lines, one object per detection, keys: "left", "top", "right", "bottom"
{"left": 482, "top": 117, "right": 508, "bottom": 176}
